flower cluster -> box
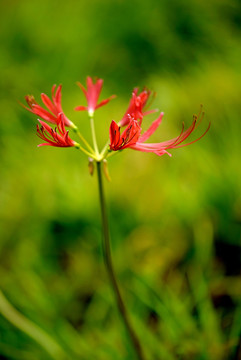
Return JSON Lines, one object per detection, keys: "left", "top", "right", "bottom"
{"left": 23, "top": 77, "right": 210, "bottom": 159}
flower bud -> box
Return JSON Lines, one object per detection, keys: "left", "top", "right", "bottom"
{"left": 88, "top": 157, "right": 95, "bottom": 176}
{"left": 103, "top": 159, "right": 111, "bottom": 182}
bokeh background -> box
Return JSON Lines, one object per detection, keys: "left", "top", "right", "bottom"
{"left": 0, "top": 0, "right": 241, "bottom": 359}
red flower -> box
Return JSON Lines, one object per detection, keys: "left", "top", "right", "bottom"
{"left": 24, "top": 85, "right": 74, "bottom": 127}
{"left": 119, "top": 88, "right": 157, "bottom": 127}
{"left": 109, "top": 116, "right": 142, "bottom": 151}
{"left": 75, "top": 76, "right": 116, "bottom": 116}
{"left": 110, "top": 111, "right": 210, "bottom": 156}
{"left": 36, "top": 113, "right": 77, "bottom": 148}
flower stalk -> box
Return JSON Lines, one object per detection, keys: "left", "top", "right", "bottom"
{"left": 89, "top": 114, "right": 100, "bottom": 158}
{"left": 96, "top": 161, "right": 146, "bottom": 360}
{"left": 72, "top": 125, "right": 95, "bottom": 153}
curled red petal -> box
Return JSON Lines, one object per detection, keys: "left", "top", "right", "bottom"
{"left": 77, "top": 81, "right": 87, "bottom": 96}
{"left": 32, "top": 105, "right": 57, "bottom": 123}
{"left": 23, "top": 85, "right": 71, "bottom": 127}
{"left": 109, "top": 120, "right": 120, "bottom": 148}
{"left": 36, "top": 117, "right": 75, "bottom": 148}
{"left": 51, "top": 84, "right": 57, "bottom": 98}
{"left": 75, "top": 105, "right": 88, "bottom": 111}
{"left": 119, "top": 88, "right": 154, "bottom": 127}
{"left": 95, "top": 95, "right": 116, "bottom": 110}
{"left": 109, "top": 118, "right": 141, "bottom": 151}
{"left": 54, "top": 85, "right": 62, "bottom": 109}
{"left": 41, "top": 93, "right": 57, "bottom": 115}
{"left": 139, "top": 112, "right": 164, "bottom": 142}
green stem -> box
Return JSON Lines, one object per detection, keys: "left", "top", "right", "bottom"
{"left": 89, "top": 115, "right": 99, "bottom": 157}
{"left": 75, "top": 144, "right": 97, "bottom": 159}
{"left": 96, "top": 161, "right": 146, "bottom": 360}
{"left": 99, "top": 140, "right": 109, "bottom": 158}
{"left": 72, "top": 126, "right": 95, "bottom": 153}
{"left": 0, "top": 290, "right": 68, "bottom": 360}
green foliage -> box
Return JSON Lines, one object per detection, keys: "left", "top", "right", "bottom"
{"left": 0, "top": 0, "right": 241, "bottom": 359}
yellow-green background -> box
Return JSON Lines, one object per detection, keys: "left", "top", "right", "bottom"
{"left": 0, "top": 0, "right": 240, "bottom": 359}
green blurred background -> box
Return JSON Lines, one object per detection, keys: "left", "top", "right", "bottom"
{"left": 0, "top": 0, "right": 241, "bottom": 359}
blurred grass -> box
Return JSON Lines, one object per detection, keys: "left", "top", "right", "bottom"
{"left": 0, "top": 0, "right": 241, "bottom": 359}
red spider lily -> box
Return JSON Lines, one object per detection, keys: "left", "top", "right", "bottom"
{"left": 36, "top": 113, "right": 77, "bottom": 148}
{"left": 75, "top": 76, "right": 116, "bottom": 116}
{"left": 110, "top": 111, "right": 210, "bottom": 156}
{"left": 109, "top": 117, "right": 142, "bottom": 151}
{"left": 118, "top": 88, "right": 157, "bottom": 127}
{"left": 23, "top": 85, "right": 74, "bottom": 127}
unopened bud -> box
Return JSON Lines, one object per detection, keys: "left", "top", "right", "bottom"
{"left": 103, "top": 159, "right": 111, "bottom": 182}
{"left": 88, "top": 157, "right": 95, "bottom": 176}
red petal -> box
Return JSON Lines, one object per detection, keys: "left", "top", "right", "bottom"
{"left": 41, "top": 93, "right": 57, "bottom": 115}
{"left": 95, "top": 95, "right": 116, "bottom": 110}
{"left": 109, "top": 120, "right": 120, "bottom": 148}
{"left": 77, "top": 81, "right": 87, "bottom": 96}
{"left": 54, "top": 85, "right": 62, "bottom": 107}
{"left": 75, "top": 105, "right": 88, "bottom": 111}
{"left": 51, "top": 84, "right": 57, "bottom": 99}
{"left": 139, "top": 112, "right": 164, "bottom": 142}
{"left": 32, "top": 105, "right": 57, "bottom": 123}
